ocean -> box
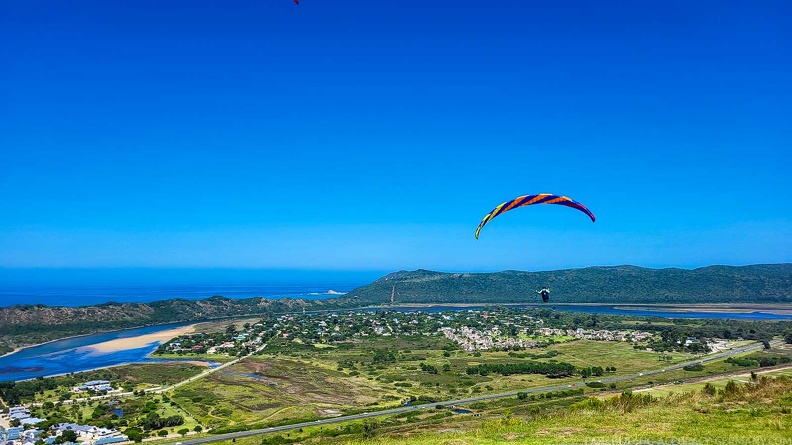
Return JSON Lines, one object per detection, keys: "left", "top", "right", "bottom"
{"left": 0, "top": 283, "right": 364, "bottom": 307}
{"left": 0, "top": 268, "right": 380, "bottom": 307}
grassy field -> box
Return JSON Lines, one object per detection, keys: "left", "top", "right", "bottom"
{"left": 166, "top": 336, "right": 759, "bottom": 432}
{"left": 197, "top": 375, "right": 792, "bottom": 445}
{"left": 640, "top": 366, "right": 792, "bottom": 397}
{"left": 547, "top": 339, "right": 691, "bottom": 373}
{"left": 116, "top": 362, "right": 210, "bottom": 387}
{"left": 171, "top": 356, "right": 396, "bottom": 430}
{"left": 16, "top": 362, "right": 209, "bottom": 403}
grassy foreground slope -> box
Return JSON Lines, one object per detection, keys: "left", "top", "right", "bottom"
{"left": 374, "top": 377, "right": 792, "bottom": 445}
{"left": 344, "top": 264, "right": 792, "bottom": 304}
{"left": 212, "top": 376, "right": 791, "bottom": 445}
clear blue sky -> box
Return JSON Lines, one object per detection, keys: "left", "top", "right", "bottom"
{"left": 1, "top": 0, "right": 790, "bottom": 274}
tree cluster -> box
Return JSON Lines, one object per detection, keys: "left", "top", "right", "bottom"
{"left": 466, "top": 361, "right": 576, "bottom": 378}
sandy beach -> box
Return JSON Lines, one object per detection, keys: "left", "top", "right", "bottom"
{"left": 84, "top": 325, "right": 196, "bottom": 353}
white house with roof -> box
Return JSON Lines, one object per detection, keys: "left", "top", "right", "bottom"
{"left": 20, "top": 417, "right": 46, "bottom": 426}
{"left": 53, "top": 423, "right": 120, "bottom": 441}
{"left": 6, "top": 407, "right": 45, "bottom": 426}
{"left": 8, "top": 407, "right": 31, "bottom": 420}
{"left": 73, "top": 380, "right": 113, "bottom": 393}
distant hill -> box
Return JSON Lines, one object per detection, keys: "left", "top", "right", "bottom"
{"left": 0, "top": 296, "right": 351, "bottom": 350}
{"left": 341, "top": 264, "right": 792, "bottom": 304}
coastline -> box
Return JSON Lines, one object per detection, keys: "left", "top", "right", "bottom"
{"left": 0, "top": 320, "right": 198, "bottom": 360}
{"left": 12, "top": 358, "right": 213, "bottom": 383}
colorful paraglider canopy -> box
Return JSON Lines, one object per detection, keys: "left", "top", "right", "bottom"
{"left": 475, "top": 193, "right": 595, "bottom": 239}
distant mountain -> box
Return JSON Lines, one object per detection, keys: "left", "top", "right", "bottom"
{"left": 341, "top": 264, "right": 792, "bottom": 304}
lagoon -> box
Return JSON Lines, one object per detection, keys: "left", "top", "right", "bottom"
{"left": 0, "top": 322, "right": 195, "bottom": 382}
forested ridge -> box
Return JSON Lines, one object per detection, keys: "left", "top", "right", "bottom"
{"left": 344, "top": 264, "right": 792, "bottom": 304}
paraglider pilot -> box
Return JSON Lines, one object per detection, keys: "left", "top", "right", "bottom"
{"left": 536, "top": 287, "right": 550, "bottom": 303}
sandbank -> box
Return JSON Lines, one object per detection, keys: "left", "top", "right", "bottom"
{"left": 84, "top": 325, "right": 196, "bottom": 353}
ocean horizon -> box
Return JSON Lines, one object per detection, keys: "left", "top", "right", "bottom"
{"left": 0, "top": 268, "right": 383, "bottom": 307}
{"left": 0, "top": 284, "right": 367, "bottom": 308}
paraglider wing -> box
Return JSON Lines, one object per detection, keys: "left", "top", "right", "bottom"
{"left": 474, "top": 193, "right": 595, "bottom": 239}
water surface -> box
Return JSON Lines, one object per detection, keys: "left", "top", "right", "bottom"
{"left": 0, "top": 322, "right": 194, "bottom": 382}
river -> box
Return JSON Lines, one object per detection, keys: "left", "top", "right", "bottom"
{"left": 0, "top": 322, "right": 196, "bottom": 382}
{"left": 375, "top": 304, "right": 792, "bottom": 320}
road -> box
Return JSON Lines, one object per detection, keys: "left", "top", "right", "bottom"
{"left": 179, "top": 340, "right": 776, "bottom": 445}
{"left": 54, "top": 344, "right": 268, "bottom": 406}
{"left": 152, "top": 345, "right": 267, "bottom": 394}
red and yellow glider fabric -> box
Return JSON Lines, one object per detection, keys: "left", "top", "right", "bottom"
{"left": 475, "top": 194, "right": 596, "bottom": 239}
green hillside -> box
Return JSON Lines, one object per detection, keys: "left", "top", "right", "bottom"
{"left": 342, "top": 264, "right": 792, "bottom": 304}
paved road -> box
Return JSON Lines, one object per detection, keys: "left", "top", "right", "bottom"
{"left": 179, "top": 340, "right": 776, "bottom": 445}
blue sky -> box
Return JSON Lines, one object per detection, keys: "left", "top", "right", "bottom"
{"left": 1, "top": 0, "right": 790, "bottom": 274}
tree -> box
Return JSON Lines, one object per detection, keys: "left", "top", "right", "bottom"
{"left": 362, "top": 418, "right": 380, "bottom": 439}
{"left": 56, "top": 430, "right": 78, "bottom": 444}
{"left": 763, "top": 340, "right": 771, "bottom": 350}
{"left": 157, "top": 430, "right": 169, "bottom": 437}
{"left": 193, "top": 426, "right": 203, "bottom": 433}
{"left": 178, "top": 429, "right": 189, "bottom": 437}
{"left": 785, "top": 330, "right": 792, "bottom": 344}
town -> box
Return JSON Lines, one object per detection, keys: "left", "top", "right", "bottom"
{"left": 154, "top": 307, "right": 720, "bottom": 358}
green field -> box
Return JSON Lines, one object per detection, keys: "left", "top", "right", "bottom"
{"left": 197, "top": 375, "right": 792, "bottom": 445}
{"left": 640, "top": 365, "right": 792, "bottom": 397}
{"left": 171, "top": 356, "right": 394, "bottom": 430}
{"left": 167, "top": 336, "right": 757, "bottom": 432}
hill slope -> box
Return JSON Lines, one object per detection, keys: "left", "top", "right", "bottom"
{"left": 342, "top": 264, "right": 792, "bottom": 304}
